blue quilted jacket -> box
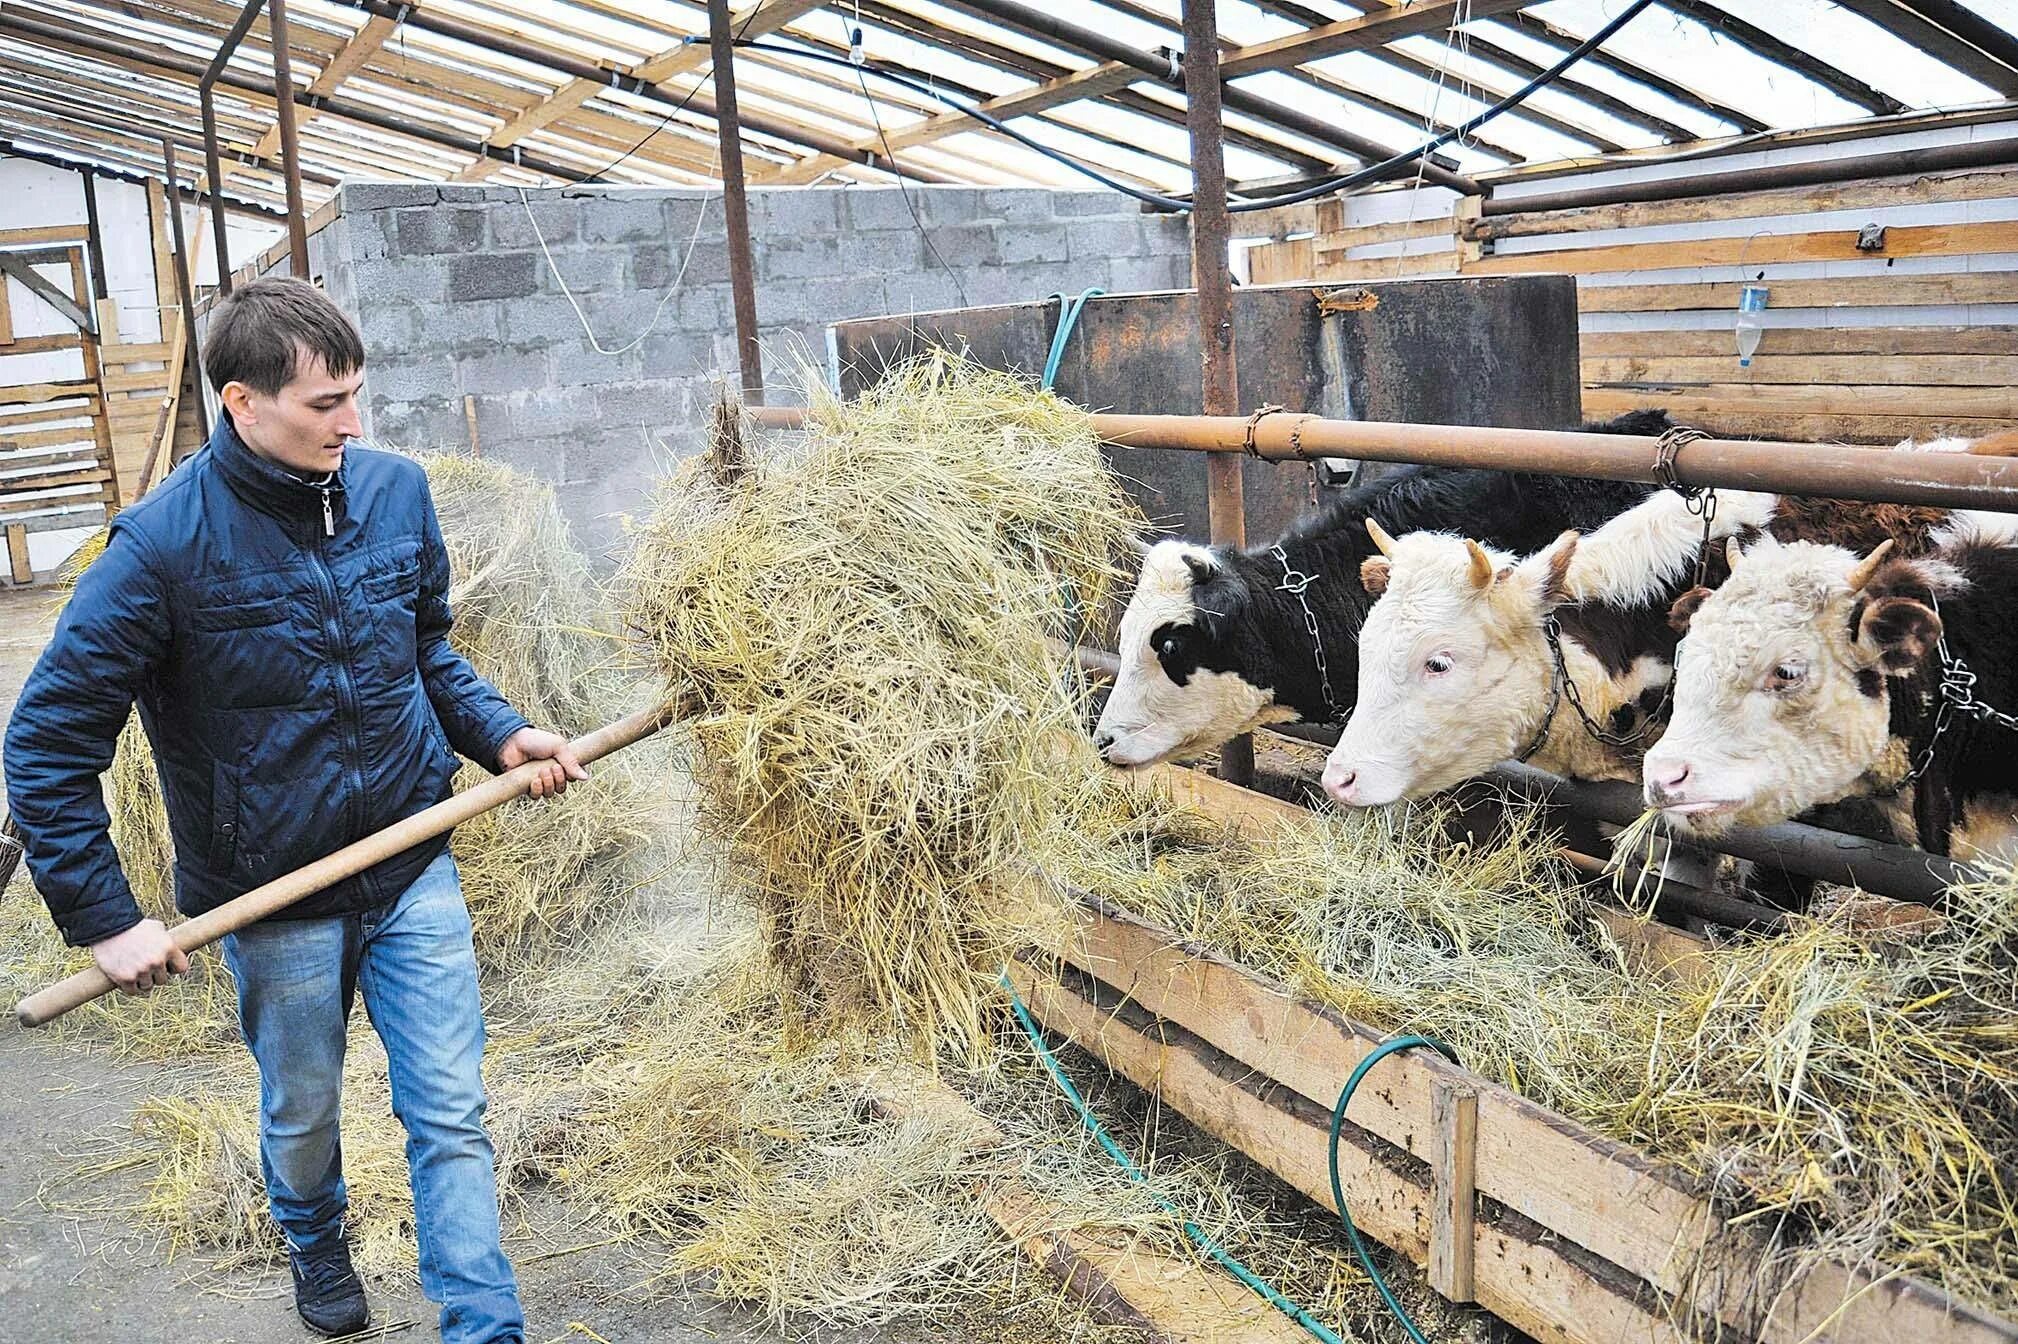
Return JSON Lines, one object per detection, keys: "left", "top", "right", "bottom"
{"left": 3, "top": 417, "right": 529, "bottom": 947}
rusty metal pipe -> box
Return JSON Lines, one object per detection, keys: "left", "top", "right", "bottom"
{"left": 751, "top": 406, "right": 2018, "bottom": 515}
{"left": 265, "top": 0, "right": 310, "bottom": 277}
{"left": 1183, "top": 0, "right": 1251, "bottom": 788}
{"left": 710, "top": 0, "right": 764, "bottom": 405}
{"left": 161, "top": 139, "right": 210, "bottom": 443}
{"left": 200, "top": 86, "right": 233, "bottom": 294}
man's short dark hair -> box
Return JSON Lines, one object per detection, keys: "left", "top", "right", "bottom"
{"left": 204, "top": 276, "right": 365, "bottom": 396}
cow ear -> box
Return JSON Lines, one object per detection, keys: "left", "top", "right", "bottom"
{"left": 1669, "top": 585, "right": 1712, "bottom": 633}
{"left": 1360, "top": 555, "right": 1391, "bottom": 595}
{"left": 1538, "top": 530, "right": 1578, "bottom": 606}
{"left": 1856, "top": 595, "right": 1941, "bottom": 674}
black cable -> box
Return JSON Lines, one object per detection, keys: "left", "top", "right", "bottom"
{"left": 737, "top": 0, "right": 1655, "bottom": 213}
{"left": 852, "top": 40, "right": 969, "bottom": 308}
{"left": 582, "top": 1, "right": 768, "bottom": 187}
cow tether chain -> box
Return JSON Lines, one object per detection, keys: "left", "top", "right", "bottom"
{"left": 1541, "top": 614, "right": 1666, "bottom": 754}
{"left": 1652, "top": 425, "right": 1719, "bottom": 587}
{"left": 1901, "top": 596, "right": 2018, "bottom": 788}
{"left": 1269, "top": 545, "right": 1342, "bottom": 723}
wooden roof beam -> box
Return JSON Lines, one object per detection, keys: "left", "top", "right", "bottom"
{"left": 1890, "top": 0, "right": 2018, "bottom": 91}
{"left": 1217, "top": 0, "right": 1531, "bottom": 78}
{"left": 452, "top": 0, "right": 822, "bottom": 182}
{"left": 1664, "top": 1, "right": 1911, "bottom": 117}
{"left": 224, "top": 13, "right": 398, "bottom": 187}
{"left": 1500, "top": 11, "right": 1768, "bottom": 133}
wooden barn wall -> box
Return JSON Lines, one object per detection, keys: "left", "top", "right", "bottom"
{"left": 1239, "top": 122, "right": 2018, "bottom": 446}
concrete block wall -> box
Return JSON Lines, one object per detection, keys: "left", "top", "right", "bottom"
{"left": 315, "top": 183, "right": 1192, "bottom": 559}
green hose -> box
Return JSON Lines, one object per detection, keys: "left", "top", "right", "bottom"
{"left": 1002, "top": 974, "right": 1346, "bottom": 1344}
{"left": 1039, "top": 287, "right": 1105, "bottom": 392}
{"left": 1329, "top": 1035, "right": 1462, "bottom": 1344}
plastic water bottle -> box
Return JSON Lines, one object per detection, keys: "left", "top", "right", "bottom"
{"left": 1735, "top": 283, "right": 1768, "bottom": 367}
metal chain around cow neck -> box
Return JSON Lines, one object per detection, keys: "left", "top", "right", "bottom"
{"left": 1901, "top": 594, "right": 2018, "bottom": 788}
{"left": 1541, "top": 614, "right": 1668, "bottom": 754}
{"left": 1268, "top": 544, "right": 1343, "bottom": 723}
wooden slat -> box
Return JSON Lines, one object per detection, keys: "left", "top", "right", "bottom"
{"left": 1474, "top": 165, "right": 2018, "bottom": 241}
{"left": 1576, "top": 395, "right": 2015, "bottom": 443}
{"left": 0, "top": 269, "right": 11, "bottom": 346}
{"left": 1470, "top": 219, "right": 2018, "bottom": 277}
{"left": 0, "top": 332, "right": 86, "bottom": 357}
{"left": 99, "top": 367, "right": 178, "bottom": 395}
{"left": 146, "top": 178, "right": 175, "bottom": 320}
{"left": 0, "top": 223, "right": 91, "bottom": 248}
{"left": 1584, "top": 353, "right": 2018, "bottom": 387}
{"left": 1580, "top": 326, "right": 2018, "bottom": 357}
{"left": 1428, "top": 1079, "right": 1478, "bottom": 1304}
{"left": 1246, "top": 238, "right": 1313, "bottom": 286}
{"left": 1578, "top": 271, "right": 2018, "bottom": 313}
{"left": 0, "top": 466, "right": 113, "bottom": 492}
{"left": 69, "top": 249, "right": 118, "bottom": 516}
{"left": 1318, "top": 249, "right": 1462, "bottom": 282}
{"left": 0, "top": 380, "right": 98, "bottom": 407}
{"left": 6, "top": 522, "right": 27, "bottom": 584}
{"left": 98, "top": 341, "right": 173, "bottom": 364}
{"left": 1314, "top": 214, "right": 1460, "bottom": 252}
{"left": 1579, "top": 381, "right": 2018, "bottom": 417}
{"left": 1, "top": 435, "right": 99, "bottom": 463}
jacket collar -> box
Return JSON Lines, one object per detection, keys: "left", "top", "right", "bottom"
{"left": 210, "top": 414, "right": 350, "bottom": 537}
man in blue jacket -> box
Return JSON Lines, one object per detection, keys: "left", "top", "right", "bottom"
{"left": 4, "top": 277, "right": 583, "bottom": 1343}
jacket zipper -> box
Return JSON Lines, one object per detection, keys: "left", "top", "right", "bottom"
{"left": 309, "top": 486, "right": 370, "bottom": 891}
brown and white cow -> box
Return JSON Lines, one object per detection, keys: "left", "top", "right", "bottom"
{"left": 1646, "top": 527, "right": 2018, "bottom": 866}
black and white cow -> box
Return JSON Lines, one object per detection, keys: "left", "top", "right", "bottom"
{"left": 1091, "top": 410, "right": 1673, "bottom": 767}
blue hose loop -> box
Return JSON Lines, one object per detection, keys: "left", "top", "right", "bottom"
{"left": 1001, "top": 972, "right": 1347, "bottom": 1344}
{"left": 1040, "top": 287, "right": 1105, "bottom": 392}
{"left": 1329, "top": 1034, "right": 1462, "bottom": 1344}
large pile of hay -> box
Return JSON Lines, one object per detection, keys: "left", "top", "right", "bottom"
{"left": 619, "top": 354, "right": 1140, "bottom": 1059}
{"left": 1051, "top": 783, "right": 2018, "bottom": 1317}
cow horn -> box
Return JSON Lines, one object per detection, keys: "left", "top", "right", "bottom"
{"left": 1126, "top": 535, "right": 1153, "bottom": 558}
{"left": 1846, "top": 538, "right": 1896, "bottom": 592}
{"left": 1365, "top": 517, "right": 1397, "bottom": 556}
{"left": 1725, "top": 537, "right": 1744, "bottom": 571}
{"left": 1465, "top": 539, "right": 1495, "bottom": 590}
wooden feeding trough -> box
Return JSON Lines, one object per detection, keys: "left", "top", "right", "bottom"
{"left": 1016, "top": 764, "right": 2018, "bottom": 1344}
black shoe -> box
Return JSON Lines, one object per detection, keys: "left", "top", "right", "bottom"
{"left": 290, "top": 1238, "right": 370, "bottom": 1337}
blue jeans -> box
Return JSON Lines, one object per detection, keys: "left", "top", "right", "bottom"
{"left": 223, "top": 850, "right": 524, "bottom": 1344}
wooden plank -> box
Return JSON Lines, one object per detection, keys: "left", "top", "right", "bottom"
{"left": 1579, "top": 327, "right": 2018, "bottom": 358}
{"left": 0, "top": 223, "right": 91, "bottom": 248}
{"left": 1578, "top": 271, "right": 2018, "bottom": 313}
{"left": 98, "top": 341, "right": 173, "bottom": 364}
{"left": 6, "top": 522, "right": 27, "bottom": 584}
{"left": 0, "top": 267, "right": 10, "bottom": 346}
{"left": 1576, "top": 403, "right": 2016, "bottom": 445}
{"left": 1314, "top": 214, "right": 1460, "bottom": 252}
{"left": 0, "top": 466, "right": 113, "bottom": 493}
{"left": 866, "top": 1066, "right": 1312, "bottom": 1343}
{"left": 99, "top": 368, "right": 178, "bottom": 395}
{"left": 1471, "top": 220, "right": 2018, "bottom": 277}
{"left": 1584, "top": 354, "right": 2018, "bottom": 387}
{"left": 0, "top": 381, "right": 98, "bottom": 407}
{"left": 1577, "top": 381, "right": 2018, "bottom": 417}
{"left": 0, "top": 332, "right": 84, "bottom": 357}
{"left": 146, "top": 179, "right": 176, "bottom": 321}
{"left": 1317, "top": 249, "right": 1461, "bottom": 282}
{"left": 1474, "top": 165, "right": 2018, "bottom": 241}
{"left": 1428, "top": 1079, "right": 1477, "bottom": 1304}
{"left": 70, "top": 250, "right": 118, "bottom": 515}
{"left": 0, "top": 428, "right": 97, "bottom": 454}
{"left": 1011, "top": 963, "right": 1699, "bottom": 1344}
{"left": 1245, "top": 239, "right": 1313, "bottom": 286}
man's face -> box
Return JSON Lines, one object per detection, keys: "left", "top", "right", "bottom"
{"left": 224, "top": 351, "right": 365, "bottom": 476}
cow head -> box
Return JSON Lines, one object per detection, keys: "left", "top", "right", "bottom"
{"left": 1322, "top": 520, "right": 1579, "bottom": 806}
{"left": 1644, "top": 536, "right": 1939, "bottom": 832}
{"left": 1092, "top": 540, "right": 1288, "bottom": 767}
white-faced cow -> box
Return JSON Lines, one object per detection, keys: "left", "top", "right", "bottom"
{"left": 1320, "top": 487, "right": 1779, "bottom": 805}
{"left": 1646, "top": 529, "right": 2018, "bottom": 867}
{"left": 1318, "top": 465, "right": 1991, "bottom": 809}
{"left": 1090, "top": 410, "right": 1675, "bottom": 768}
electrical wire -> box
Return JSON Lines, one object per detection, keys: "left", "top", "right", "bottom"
{"left": 850, "top": 29, "right": 968, "bottom": 308}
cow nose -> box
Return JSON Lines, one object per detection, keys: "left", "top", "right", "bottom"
{"left": 1092, "top": 729, "right": 1116, "bottom": 753}
{"left": 1647, "top": 760, "right": 1691, "bottom": 803}
{"left": 1322, "top": 763, "right": 1358, "bottom": 805}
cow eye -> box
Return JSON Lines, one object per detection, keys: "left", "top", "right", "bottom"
{"left": 1153, "top": 627, "right": 1190, "bottom": 660}
{"left": 1767, "top": 659, "right": 1807, "bottom": 690}
{"left": 1424, "top": 652, "right": 1454, "bottom": 676}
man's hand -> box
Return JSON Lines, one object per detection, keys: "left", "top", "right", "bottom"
{"left": 91, "top": 918, "right": 190, "bottom": 995}
{"left": 498, "top": 726, "right": 589, "bottom": 799}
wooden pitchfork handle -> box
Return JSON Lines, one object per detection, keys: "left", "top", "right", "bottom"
{"left": 14, "top": 699, "right": 685, "bottom": 1029}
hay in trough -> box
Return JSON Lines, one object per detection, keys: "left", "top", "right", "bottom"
{"left": 1053, "top": 779, "right": 2018, "bottom": 1317}
{"left": 619, "top": 353, "right": 1141, "bottom": 1059}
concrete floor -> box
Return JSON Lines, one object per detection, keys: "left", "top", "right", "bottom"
{"left": 0, "top": 584, "right": 884, "bottom": 1344}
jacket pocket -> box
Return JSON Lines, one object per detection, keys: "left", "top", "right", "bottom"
{"left": 191, "top": 595, "right": 290, "bottom": 631}
{"left": 207, "top": 761, "right": 241, "bottom": 876}
{"left": 187, "top": 595, "right": 311, "bottom": 709}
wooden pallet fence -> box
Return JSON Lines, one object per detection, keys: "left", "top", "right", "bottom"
{"left": 1015, "top": 764, "right": 2018, "bottom": 1344}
